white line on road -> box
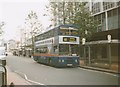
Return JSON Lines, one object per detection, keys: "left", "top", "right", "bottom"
{"left": 79, "top": 68, "right": 119, "bottom": 77}
{"left": 14, "top": 71, "right": 45, "bottom": 85}
{"left": 24, "top": 73, "right": 45, "bottom": 85}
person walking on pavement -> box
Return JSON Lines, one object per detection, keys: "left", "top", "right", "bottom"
{"left": 9, "top": 82, "right": 14, "bottom": 87}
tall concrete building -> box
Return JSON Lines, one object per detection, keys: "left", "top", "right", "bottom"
{"left": 86, "top": 0, "right": 119, "bottom": 31}
{"left": 81, "top": 0, "right": 119, "bottom": 72}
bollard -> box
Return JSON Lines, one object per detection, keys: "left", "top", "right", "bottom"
{"left": 0, "top": 59, "right": 6, "bottom": 66}
{"left": 2, "top": 59, "right": 6, "bottom": 66}
{"left": 0, "top": 59, "right": 7, "bottom": 86}
{"left": 0, "top": 64, "right": 7, "bottom": 86}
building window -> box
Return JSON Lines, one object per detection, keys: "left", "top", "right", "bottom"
{"left": 94, "top": 14, "right": 103, "bottom": 32}
{"left": 107, "top": 8, "right": 118, "bottom": 30}
{"left": 92, "top": 2, "right": 101, "bottom": 14}
{"left": 101, "top": 13, "right": 106, "bottom": 31}
{"left": 103, "top": 2, "right": 115, "bottom": 11}
{"left": 117, "top": 1, "right": 120, "bottom": 6}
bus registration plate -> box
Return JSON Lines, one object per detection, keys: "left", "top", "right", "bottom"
{"left": 67, "top": 64, "right": 72, "bottom": 66}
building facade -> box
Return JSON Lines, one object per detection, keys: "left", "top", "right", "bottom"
{"left": 80, "top": 1, "right": 119, "bottom": 72}
{"left": 7, "top": 39, "right": 19, "bottom": 55}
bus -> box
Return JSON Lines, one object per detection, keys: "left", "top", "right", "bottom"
{"left": 33, "top": 24, "right": 80, "bottom": 67}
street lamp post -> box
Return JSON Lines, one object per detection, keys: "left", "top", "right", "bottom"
{"left": 82, "top": 38, "right": 91, "bottom": 65}
{"left": 82, "top": 38, "right": 86, "bottom": 65}
{"left": 30, "top": 32, "right": 35, "bottom": 56}
{"left": 24, "top": 32, "right": 27, "bottom": 56}
{"left": 88, "top": 45, "right": 91, "bottom": 65}
{"left": 0, "top": 59, "right": 7, "bottom": 85}
{"left": 107, "top": 34, "right": 112, "bottom": 68}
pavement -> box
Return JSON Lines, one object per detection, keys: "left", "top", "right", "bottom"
{"left": 80, "top": 65, "right": 119, "bottom": 74}
{"left": 7, "top": 66, "right": 31, "bottom": 85}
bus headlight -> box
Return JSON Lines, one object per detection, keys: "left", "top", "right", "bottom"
{"left": 62, "top": 60, "right": 64, "bottom": 62}
{"left": 59, "top": 59, "right": 64, "bottom": 62}
{"left": 75, "top": 59, "right": 78, "bottom": 63}
{"left": 59, "top": 59, "right": 61, "bottom": 62}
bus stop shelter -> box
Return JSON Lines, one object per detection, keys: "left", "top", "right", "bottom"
{"left": 82, "top": 39, "right": 119, "bottom": 72}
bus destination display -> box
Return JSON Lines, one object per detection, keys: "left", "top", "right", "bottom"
{"left": 63, "top": 37, "right": 76, "bottom": 42}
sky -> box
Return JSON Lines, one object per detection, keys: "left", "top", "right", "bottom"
{"left": 0, "top": 0, "right": 51, "bottom": 41}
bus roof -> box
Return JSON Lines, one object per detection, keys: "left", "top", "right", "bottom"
{"left": 36, "top": 24, "right": 79, "bottom": 37}
{"left": 57, "top": 24, "right": 79, "bottom": 29}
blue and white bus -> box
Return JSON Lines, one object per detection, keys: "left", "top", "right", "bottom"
{"left": 33, "top": 24, "right": 80, "bottom": 67}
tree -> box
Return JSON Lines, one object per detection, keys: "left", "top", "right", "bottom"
{"left": 25, "top": 11, "right": 43, "bottom": 54}
{"left": 48, "top": 2, "right": 82, "bottom": 26}
{"left": 49, "top": 2, "right": 98, "bottom": 41}
{"left": 25, "top": 11, "right": 43, "bottom": 37}
{"left": 73, "top": 3, "right": 98, "bottom": 41}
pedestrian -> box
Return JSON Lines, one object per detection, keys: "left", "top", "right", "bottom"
{"left": 9, "top": 82, "right": 14, "bottom": 87}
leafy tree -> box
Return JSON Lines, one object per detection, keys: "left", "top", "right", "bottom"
{"left": 25, "top": 11, "right": 43, "bottom": 54}
{"left": 73, "top": 3, "right": 98, "bottom": 41}
{"left": 49, "top": 2, "right": 98, "bottom": 41}
{"left": 49, "top": 2, "right": 67, "bottom": 26}
{"left": 25, "top": 11, "right": 43, "bottom": 36}
{"left": 49, "top": 2, "right": 81, "bottom": 26}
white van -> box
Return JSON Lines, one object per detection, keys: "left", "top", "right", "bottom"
{"left": 0, "top": 47, "right": 6, "bottom": 58}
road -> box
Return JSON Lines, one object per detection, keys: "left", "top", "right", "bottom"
{"left": 6, "top": 55, "right": 118, "bottom": 85}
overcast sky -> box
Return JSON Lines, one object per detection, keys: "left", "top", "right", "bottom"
{"left": 0, "top": 0, "right": 50, "bottom": 41}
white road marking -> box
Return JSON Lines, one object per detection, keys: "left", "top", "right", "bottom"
{"left": 14, "top": 71, "right": 45, "bottom": 85}
{"left": 24, "top": 74, "right": 45, "bottom": 85}
{"left": 79, "top": 67, "right": 119, "bottom": 77}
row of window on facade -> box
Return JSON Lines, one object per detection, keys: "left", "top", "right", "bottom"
{"left": 94, "top": 8, "right": 119, "bottom": 32}
{"left": 92, "top": 2, "right": 119, "bottom": 14}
